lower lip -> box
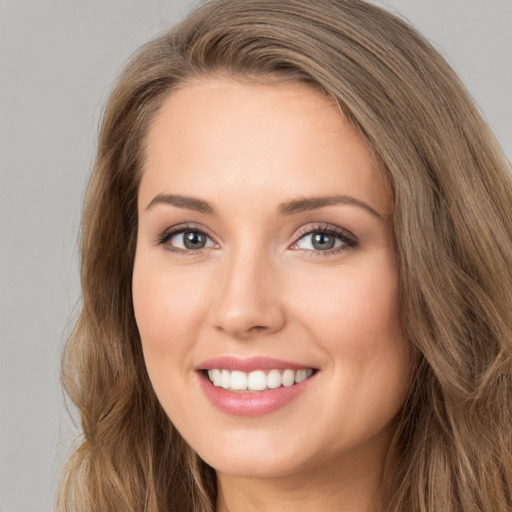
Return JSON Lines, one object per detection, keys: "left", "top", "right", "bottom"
{"left": 198, "top": 371, "right": 316, "bottom": 416}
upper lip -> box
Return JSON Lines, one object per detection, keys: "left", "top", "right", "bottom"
{"left": 196, "top": 356, "right": 317, "bottom": 372}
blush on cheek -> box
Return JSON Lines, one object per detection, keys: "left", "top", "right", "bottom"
{"left": 133, "top": 277, "right": 167, "bottom": 353}
{"left": 295, "top": 262, "right": 403, "bottom": 372}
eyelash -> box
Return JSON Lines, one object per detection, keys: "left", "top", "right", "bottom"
{"left": 292, "top": 224, "right": 358, "bottom": 257}
{"left": 156, "top": 223, "right": 215, "bottom": 255}
{"left": 156, "top": 223, "right": 358, "bottom": 256}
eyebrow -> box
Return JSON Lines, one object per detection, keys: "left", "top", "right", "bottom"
{"left": 145, "top": 193, "right": 382, "bottom": 219}
{"left": 277, "top": 195, "right": 383, "bottom": 218}
{"left": 146, "top": 193, "right": 214, "bottom": 214}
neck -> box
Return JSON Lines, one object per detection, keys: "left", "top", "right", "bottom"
{"left": 215, "top": 434, "right": 391, "bottom": 512}
{"left": 216, "top": 476, "right": 382, "bottom": 512}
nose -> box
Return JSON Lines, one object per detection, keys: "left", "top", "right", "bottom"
{"left": 209, "top": 248, "right": 286, "bottom": 339}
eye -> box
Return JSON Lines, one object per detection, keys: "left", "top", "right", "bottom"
{"left": 172, "top": 230, "right": 213, "bottom": 250}
{"left": 291, "top": 225, "right": 357, "bottom": 254}
{"left": 158, "top": 226, "right": 217, "bottom": 252}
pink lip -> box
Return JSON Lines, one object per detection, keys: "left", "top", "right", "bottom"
{"left": 196, "top": 357, "right": 318, "bottom": 417}
{"left": 196, "top": 356, "right": 314, "bottom": 372}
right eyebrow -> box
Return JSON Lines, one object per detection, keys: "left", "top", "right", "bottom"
{"left": 145, "top": 193, "right": 215, "bottom": 215}
{"left": 277, "top": 194, "right": 383, "bottom": 219}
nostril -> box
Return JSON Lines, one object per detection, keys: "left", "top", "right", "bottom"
{"left": 215, "top": 324, "right": 268, "bottom": 336}
{"left": 210, "top": 285, "right": 287, "bottom": 337}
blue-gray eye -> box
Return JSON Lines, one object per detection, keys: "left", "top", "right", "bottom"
{"left": 169, "top": 230, "right": 214, "bottom": 250}
{"left": 311, "top": 232, "right": 336, "bottom": 250}
{"left": 295, "top": 230, "right": 350, "bottom": 251}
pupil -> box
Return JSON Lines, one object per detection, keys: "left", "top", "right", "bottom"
{"left": 184, "top": 231, "right": 206, "bottom": 249}
{"left": 312, "top": 232, "right": 335, "bottom": 250}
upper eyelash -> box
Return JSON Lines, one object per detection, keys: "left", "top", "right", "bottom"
{"left": 156, "top": 224, "right": 212, "bottom": 248}
{"left": 156, "top": 223, "right": 358, "bottom": 255}
{"left": 294, "top": 223, "right": 358, "bottom": 251}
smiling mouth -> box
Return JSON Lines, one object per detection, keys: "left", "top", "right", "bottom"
{"left": 205, "top": 368, "right": 316, "bottom": 393}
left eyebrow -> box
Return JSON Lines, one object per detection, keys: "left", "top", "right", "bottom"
{"left": 145, "top": 193, "right": 215, "bottom": 214}
{"left": 277, "top": 195, "right": 383, "bottom": 219}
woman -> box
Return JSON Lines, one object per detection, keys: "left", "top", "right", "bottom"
{"left": 59, "top": 1, "right": 512, "bottom": 511}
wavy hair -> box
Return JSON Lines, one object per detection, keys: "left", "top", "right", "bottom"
{"left": 59, "top": 1, "right": 512, "bottom": 511}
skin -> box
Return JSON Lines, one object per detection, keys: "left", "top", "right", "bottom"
{"left": 133, "top": 78, "right": 412, "bottom": 512}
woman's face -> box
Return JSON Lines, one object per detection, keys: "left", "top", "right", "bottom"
{"left": 133, "top": 78, "right": 411, "bottom": 481}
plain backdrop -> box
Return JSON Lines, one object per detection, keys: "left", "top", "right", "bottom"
{"left": 0, "top": 1, "right": 510, "bottom": 511}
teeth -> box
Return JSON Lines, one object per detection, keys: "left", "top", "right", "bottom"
{"left": 210, "top": 369, "right": 222, "bottom": 386}
{"left": 282, "top": 369, "right": 295, "bottom": 387}
{"left": 295, "top": 369, "right": 309, "bottom": 383}
{"left": 206, "top": 368, "right": 314, "bottom": 392}
{"left": 267, "top": 369, "right": 281, "bottom": 389}
{"left": 221, "top": 369, "right": 230, "bottom": 389}
{"left": 248, "top": 370, "right": 267, "bottom": 391}
{"left": 230, "top": 371, "right": 247, "bottom": 390}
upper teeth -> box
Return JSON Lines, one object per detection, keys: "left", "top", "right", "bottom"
{"left": 207, "top": 368, "right": 313, "bottom": 392}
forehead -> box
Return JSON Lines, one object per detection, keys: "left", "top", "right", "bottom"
{"left": 140, "top": 78, "right": 391, "bottom": 217}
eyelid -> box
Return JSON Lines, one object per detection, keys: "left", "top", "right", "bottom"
{"left": 156, "top": 223, "right": 219, "bottom": 251}
{"left": 290, "top": 223, "right": 358, "bottom": 253}
{"left": 293, "top": 223, "right": 356, "bottom": 240}
{"left": 155, "top": 222, "right": 357, "bottom": 256}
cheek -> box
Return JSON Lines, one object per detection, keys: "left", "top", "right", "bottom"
{"left": 292, "top": 257, "right": 402, "bottom": 354}
{"left": 132, "top": 253, "right": 207, "bottom": 364}
{"left": 131, "top": 253, "right": 211, "bottom": 426}
{"left": 291, "top": 254, "right": 410, "bottom": 414}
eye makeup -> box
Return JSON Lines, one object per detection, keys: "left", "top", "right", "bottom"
{"left": 290, "top": 223, "right": 358, "bottom": 257}
{"left": 155, "top": 220, "right": 358, "bottom": 258}
{"left": 155, "top": 223, "right": 217, "bottom": 255}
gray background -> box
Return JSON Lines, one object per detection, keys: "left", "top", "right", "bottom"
{"left": 0, "top": 1, "right": 510, "bottom": 511}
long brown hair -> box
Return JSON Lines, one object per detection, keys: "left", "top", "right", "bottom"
{"left": 59, "top": 1, "right": 512, "bottom": 510}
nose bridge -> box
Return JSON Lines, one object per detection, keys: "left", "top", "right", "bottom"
{"left": 210, "top": 241, "right": 285, "bottom": 338}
